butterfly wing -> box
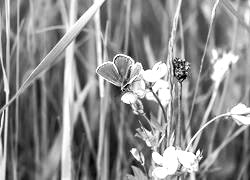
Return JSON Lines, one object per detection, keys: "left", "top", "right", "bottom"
{"left": 127, "top": 62, "right": 143, "bottom": 84}
{"left": 96, "top": 62, "right": 122, "bottom": 87}
{"left": 113, "top": 54, "right": 134, "bottom": 78}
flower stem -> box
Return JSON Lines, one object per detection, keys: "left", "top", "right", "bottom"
{"left": 150, "top": 88, "right": 168, "bottom": 124}
{"left": 141, "top": 113, "right": 153, "bottom": 132}
{"left": 185, "top": 113, "right": 229, "bottom": 151}
{"left": 176, "top": 82, "right": 182, "bottom": 147}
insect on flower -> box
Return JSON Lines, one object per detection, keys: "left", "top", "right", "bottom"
{"left": 96, "top": 54, "right": 143, "bottom": 91}
{"left": 172, "top": 57, "right": 190, "bottom": 83}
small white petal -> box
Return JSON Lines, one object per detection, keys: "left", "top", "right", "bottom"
{"left": 121, "top": 92, "right": 137, "bottom": 104}
{"left": 152, "top": 152, "right": 164, "bottom": 165}
{"left": 223, "top": 52, "right": 239, "bottom": 64}
{"left": 158, "top": 89, "right": 171, "bottom": 106}
{"left": 145, "top": 91, "right": 155, "bottom": 101}
{"left": 176, "top": 150, "right": 199, "bottom": 172}
{"left": 230, "top": 103, "right": 250, "bottom": 115}
{"left": 142, "top": 70, "right": 160, "bottom": 82}
{"left": 162, "top": 146, "right": 179, "bottom": 174}
{"left": 211, "top": 51, "right": 239, "bottom": 84}
{"left": 162, "top": 146, "right": 176, "bottom": 158}
{"left": 211, "top": 49, "right": 219, "bottom": 61}
{"left": 230, "top": 103, "right": 250, "bottom": 125}
{"left": 152, "top": 167, "right": 170, "bottom": 179}
{"left": 231, "top": 115, "right": 250, "bottom": 126}
{"left": 152, "top": 80, "right": 169, "bottom": 92}
{"left": 152, "top": 61, "right": 168, "bottom": 79}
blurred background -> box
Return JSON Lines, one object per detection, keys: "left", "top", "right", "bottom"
{"left": 0, "top": 0, "right": 250, "bottom": 179}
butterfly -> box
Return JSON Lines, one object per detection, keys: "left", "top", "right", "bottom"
{"left": 96, "top": 54, "right": 143, "bottom": 91}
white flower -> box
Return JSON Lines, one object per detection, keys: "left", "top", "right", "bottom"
{"left": 121, "top": 92, "right": 138, "bottom": 104}
{"left": 152, "top": 146, "right": 179, "bottom": 178}
{"left": 176, "top": 150, "right": 201, "bottom": 173}
{"left": 146, "top": 80, "right": 170, "bottom": 106}
{"left": 211, "top": 50, "right": 239, "bottom": 86}
{"left": 142, "top": 61, "right": 168, "bottom": 82}
{"left": 130, "top": 148, "right": 145, "bottom": 166}
{"left": 230, "top": 103, "right": 250, "bottom": 125}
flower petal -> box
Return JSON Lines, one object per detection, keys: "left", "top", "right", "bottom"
{"left": 162, "top": 146, "right": 179, "bottom": 174}
{"left": 230, "top": 103, "right": 250, "bottom": 115}
{"left": 176, "top": 150, "right": 199, "bottom": 172}
{"left": 211, "top": 50, "right": 239, "bottom": 84}
{"left": 142, "top": 70, "right": 160, "bottom": 82}
{"left": 162, "top": 146, "right": 176, "bottom": 158}
{"left": 152, "top": 152, "right": 164, "bottom": 165}
{"left": 145, "top": 91, "right": 155, "bottom": 101}
{"left": 152, "top": 61, "right": 168, "bottom": 78}
{"left": 121, "top": 92, "right": 137, "bottom": 104}
{"left": 158, "top": 88, "right": 171, "bottom": 106}
{"left": 231, "top": 115, "right": 250, "bottom": 126}
{"left": 152, "top": 167, "right": 170, "bottom": 179}
{"left": 152, "top": 79, "right": 169, "bottom": 92}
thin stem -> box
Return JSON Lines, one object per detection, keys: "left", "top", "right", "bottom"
{"left": 141, "top": 113, "right": 154, "bottom": 131}
{"left": 150, "top": 88, "right": 168, "bottom": 124}
{"left": 14, "top": 0, "right": 20, "bottom": 179}
{"left": 176, "top": 82, "right": 182, "bottom": 147}
{"left": 142, "top": 164, "right": 149, "bottom": 179}
{"left": 186, "top": 113, "right": 229, "bottom": 151}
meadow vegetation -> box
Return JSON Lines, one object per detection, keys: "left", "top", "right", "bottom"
{"left": 0, "top": 0, "right": 250, "bottom": 179}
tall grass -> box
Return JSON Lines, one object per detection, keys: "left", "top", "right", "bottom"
{"left": 0, "top": 0, "right": 250, "bottom": 179}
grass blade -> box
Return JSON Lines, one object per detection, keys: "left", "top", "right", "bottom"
{"left": 0, "top": 0, "right": 105, "bottom": 114}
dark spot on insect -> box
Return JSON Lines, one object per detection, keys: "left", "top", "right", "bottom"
{"left": 172, "top": 57, "right": 190, "bottom": 83}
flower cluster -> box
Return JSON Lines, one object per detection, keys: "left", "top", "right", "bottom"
{"left": 210, "top": 49, "right": 239, "bottom": 87}
{"left": 172, "top": 57, "right": 190, "bottom": 83}
{"left": 152, "top": 146, "right": 202, "bottom": 179}
{"left": 121, "top": 61, "right": 171, "bottom": 113}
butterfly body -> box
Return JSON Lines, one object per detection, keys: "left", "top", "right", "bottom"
{"left": 96, "top": 54, "right": 142, "bottom": 90}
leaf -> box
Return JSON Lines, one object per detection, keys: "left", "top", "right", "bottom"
{"left": 0, "top": 0, "right": 105, "bottom": 114}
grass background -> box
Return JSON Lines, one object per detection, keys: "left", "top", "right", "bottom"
{"left": 0, "top": 0, "right": 249, "bottom": 179}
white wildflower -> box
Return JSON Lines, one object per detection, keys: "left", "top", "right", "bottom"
{"left": 142, "top": 61, "right": 167, "bottom": 83}
{"left": 146, "top": 80, "right": 170, "bottom": 106}
{"left": 152, "top": 146, "right": 179, "bottom": 178}
{"left": 211, "top": 50, "right": 239, "bottom": 86}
